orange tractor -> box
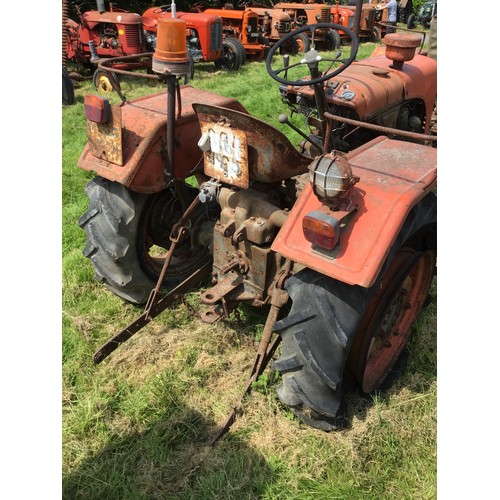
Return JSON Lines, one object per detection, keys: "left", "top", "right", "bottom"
{"left": 76, "top": 2, "right": 436, "bottom": 435}
{"left": 141, "top": 7, "right": 230, "bottom": 73}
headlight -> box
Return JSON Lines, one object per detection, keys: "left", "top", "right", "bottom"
{"left": 308, "top": 154, "right": 359, "bottom": 209}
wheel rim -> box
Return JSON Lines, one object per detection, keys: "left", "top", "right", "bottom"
{"left": 296, "top": 35, "right": 308, "bottom": 53}
{"left": 138, "top": 188, "right": 211, "bottom": 281}
{"left": 349, "top": 248, "right": 435, "bottom": 393}
{"left": 218, "top": 43, "right": 237, "bottom": 69}
{"left": 97, "top": 74, "right": 113, "bottom": 93}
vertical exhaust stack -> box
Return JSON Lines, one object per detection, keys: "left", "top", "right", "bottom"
{"left": 96, "top": 0, "right": 106, "bottom": 14}
{"left": 88, "top": 40, "right": 100, "bottom": 63}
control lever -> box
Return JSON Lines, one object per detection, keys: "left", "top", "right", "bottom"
{"left": 283, "top": 54, "right": 289, "bottom": 80}
{"left": 278, "top": 114, "right": 319, "bottom": 149}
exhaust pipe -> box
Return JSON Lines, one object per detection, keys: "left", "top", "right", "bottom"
{"left": 96, "top": 0, "right": 105, "bottom": 14}
{"left": 88, "top": 40, "right": 100, "bottom": 63}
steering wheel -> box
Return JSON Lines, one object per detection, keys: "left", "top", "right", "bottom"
{"left": 266, "top": 23, "right": 358, "bottom": 86}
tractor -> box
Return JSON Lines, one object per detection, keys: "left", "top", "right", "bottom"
{"left": 141, "top": 7, "right": 228, "bottom": 73}
{"left": 64, "top": 0, "right": 150, "bottom": 91}
{"left": 273, "top": 2, "right": 341, "bottom": 51}
{"left": 407, "top": 0, "right": 437, "bottom": 29}
{"left": 192, "top": 5, "right": 268, "bottom": 61}
{"left": 76, "top": 1, "right": 436, "bottom": 436}
{"left": 278, "top": 27, "right": 436, "bottom": 155}
{"left": 245, "top": 6, "right": 300, "bottom": 55}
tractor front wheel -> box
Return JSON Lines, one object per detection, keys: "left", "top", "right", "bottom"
{"left": 93, "top": 69, "right": 119, "bottom": 94}
{"left": 295, "top": 33, "right": 310, "bottom": 53}
{"left": 78, "top": 177, "right": 212, "bottom": 305}
{"left": 214, "top": 38, "right": 245, "bottom": 70}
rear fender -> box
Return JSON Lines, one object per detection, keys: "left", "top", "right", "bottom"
{"left": 77, "top": 86, "right": 248, "bottom": 194}
{"left": 271, "top": 136, "right": 436, "bottom": 288}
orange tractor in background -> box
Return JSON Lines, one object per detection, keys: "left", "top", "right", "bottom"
{"left": 141, "top": 6, "right": 232, "bottom": 73}
{"left": 75, "top": 0, "right": 437, "bottom": 437}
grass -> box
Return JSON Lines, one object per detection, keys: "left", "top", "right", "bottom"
{"left": 62, "top": 41, "right": 437, "bottom": 499}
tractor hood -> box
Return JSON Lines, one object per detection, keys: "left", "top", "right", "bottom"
{"left": 284, "top": 54, "right": 437, "bottom": 121}
{"left": 83, "top": 11, "right": 143, "bottom": 27}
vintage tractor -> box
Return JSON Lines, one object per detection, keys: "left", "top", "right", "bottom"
{"left": 330, "top": 3, "right": 356, "bottom": 45}
{"left": 342, "top": 1, "right": 384, "bottom": 42}
{"left": 279, "top": 28, "right": 436, "bottom": 154}
{"left": 245, "top": 6, "right": 300, "bottom": 55}
{"left": 76, "top": 4, "right": 436, "bottom": 435}
{"left": 273, "top": 2, "right": 341, "bottom": 51}
{"left": 141, "top": 7, "right": 228, "bottom": 73}
{"left": 64, "top": 0, "right": 149, "bottom": 90}
{"left": 196, "top": 6, "right": 268, "bottom": 61}
{"left": 407, "top": 0, "right": 437, "bottom": 29}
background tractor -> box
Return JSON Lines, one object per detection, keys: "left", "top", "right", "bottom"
{"left": 142, "top": 7, "right": 228, "bottom": 73}
{"left": 407, "top": 0, "right": 437, "bottom": 29}
{"left": 75, "top": 1, "right": 436, "bottom": 434}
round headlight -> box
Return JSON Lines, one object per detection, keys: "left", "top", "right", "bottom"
{"left": 309, "top": 154, "right": 359, "bottom": 208}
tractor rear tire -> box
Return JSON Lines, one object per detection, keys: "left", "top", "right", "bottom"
{"left": 325, "top": 29, "right": 341, "bottom": 51}
{"left": 272, "top": 192, "right": 436, "bottom": 430}
{"left": 407, "top": 14, "right": 416, "bottom": 29}
{"left": 78, "top": 177, "right": 211, "bottom": 305}
{"left": 369, "top": 27, "right": 381, "bottom": 43}
{"left": 215, "top": 38, "right": 245, "bottom": 70}
{"left": 62, "top": 66, "right": 75, "bottom": 105}
{"left": 278, "top": 36, "right": 299, "bottom": 56}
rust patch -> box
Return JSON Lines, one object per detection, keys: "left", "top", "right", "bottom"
{"left": 87, "top": 106, "right": 123, "bottom": 166}
{"left": 199, "top": 120, "right": 250, "bottom": 189}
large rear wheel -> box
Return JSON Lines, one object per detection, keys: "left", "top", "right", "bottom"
{"left": 272, "top": 193, "right": 436, "bottom": 430}
{"left": 78, "top": 177, "right": 212, "bottom": 305}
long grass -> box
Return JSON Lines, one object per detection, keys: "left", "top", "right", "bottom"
{"left": 62, "top": 42, "right": 437, "bottom": 499}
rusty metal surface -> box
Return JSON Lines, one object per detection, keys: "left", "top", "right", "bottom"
{"left": 77, "top": 86, "right": 249, "bottom": 193}
{"left": 87, "top": 105, "right": 123, "bottom": 166}
{"left": 193, "top": 103, "right": 311, "bottom": 183}
{"left": 199, "top": 120, "right": 250, "bottom": 189}
{"left": 271, "top": 136, "right": 436, "bottom": 288}
{"left": 324, "top": 111, "right": 437, "bottom": 143}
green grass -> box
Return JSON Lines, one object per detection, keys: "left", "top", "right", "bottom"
{"left": 62, "top": 42, "right": 436, "bottom": 499}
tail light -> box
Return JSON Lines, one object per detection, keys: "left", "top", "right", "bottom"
{"left": 304, "top": 154, "right": 360, "bottom": 251}
{"left": 303, "top": 211, "right": 340, "bottom": 250}
{"left": 84, "top": 95, "right": 110, "bottom": 123}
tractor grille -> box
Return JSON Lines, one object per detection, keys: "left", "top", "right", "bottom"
{"left": 248, "top": 17, "right": 259, "bottom": 40}
{"left": 210, "top": 20, "right": 223, "bottom": 51}
{"left": 124, "top": 24, "right": 142, "bottom": 48}
{"left": 319, "top": 7, "right": 330, "bottom": 23}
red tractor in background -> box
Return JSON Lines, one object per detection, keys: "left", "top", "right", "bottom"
{"left": 75, "top": 1, "right": 437, "bottom": 436}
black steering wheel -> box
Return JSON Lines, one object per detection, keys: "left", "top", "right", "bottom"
{"left": 266, "top": 23, "right": 358, "bottom": 86}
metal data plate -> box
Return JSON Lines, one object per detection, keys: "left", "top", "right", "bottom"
{"left": 199, "top": 121, "right": 249, "bottom": 189}
{"left": 87, "top": 106, "right": 123, "bottom": 166}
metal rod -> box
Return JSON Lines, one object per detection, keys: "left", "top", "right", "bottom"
{"left": 323, "top": 111, "right": 437, "bottom": 143}
{"left": 165, "top": 76, "right": 177, "bottom": 183}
